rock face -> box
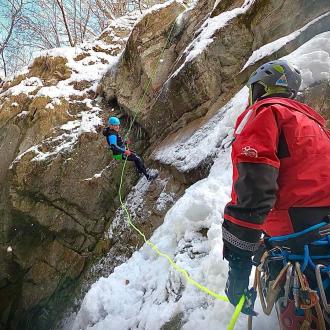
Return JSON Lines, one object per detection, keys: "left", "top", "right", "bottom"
{"left": 1, "top": 0, "right": 330, "bottom": 329}
{"left": 298, "top": 81, "right": 330, "bottom": 128}
{"left": 101, "top": 0, "right": 330, "bottom": 142}
{"left": 0, "top": 17, "right": 141, "bottom": 329}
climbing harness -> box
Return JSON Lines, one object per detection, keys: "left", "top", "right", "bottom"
{"left": 115, "top": 6, "right": 246, "bottom": 330}
{"left": 113, "top": 154, "right": 122, "bottom": 160}
{"left": 248, "top": 222, "right": 330, "bottom": 330}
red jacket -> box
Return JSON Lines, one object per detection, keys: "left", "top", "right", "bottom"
{"left": 222, "top": 97, "right": 330, "bottom": 255}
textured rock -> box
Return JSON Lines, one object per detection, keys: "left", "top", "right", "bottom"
{"left": 0, "top": 16, "right": 139, "bottom": 329}
{"left": 101, "top": 1, "right": 186, "bottom": 106}
{"left": 101, "top": 0, "right": 330, "bottom": 144}
{"left": 249, "top": 0, "right": 330, "bottom": 50}
{"left": 297, "top": 81, "right": 330, "bottom": 128}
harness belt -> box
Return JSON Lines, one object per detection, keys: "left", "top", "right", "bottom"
{"left": 113, "top": 154, "right": 123, "bottom": 160}
{"left": 266, "top": 222, "right": 330, "bottom": 253}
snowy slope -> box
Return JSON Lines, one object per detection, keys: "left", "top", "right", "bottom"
{"left": 70, "top": 31, "right": 330, "bottom": 330}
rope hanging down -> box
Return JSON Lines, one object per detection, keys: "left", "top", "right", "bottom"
{"left": 116, "top": 7, "right": 245, "bottom": 330}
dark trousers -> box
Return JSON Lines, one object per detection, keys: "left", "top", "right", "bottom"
{"left": 122, "top": 153, "right": 148, "bottom": 177}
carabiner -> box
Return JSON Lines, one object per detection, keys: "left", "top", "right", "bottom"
{"left": 315, "top": 264, "right": 330, "bottom": 314}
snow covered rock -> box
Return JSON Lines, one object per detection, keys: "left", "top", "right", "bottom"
{"left": 0, "top": 13, "right": 140, "bottom": 329}
{"left": 101, "top": 0, "right": 330, "bottom": 145}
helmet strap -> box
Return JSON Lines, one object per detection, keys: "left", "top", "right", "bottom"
{"left": 264, "top": 84, "right": 291, "bottom": 96}
{"left": 249, "top": 82, "right": 292, "bottom": 105}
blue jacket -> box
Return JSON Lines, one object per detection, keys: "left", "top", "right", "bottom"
{"left": 103, "top": 128, "right": 126, "bottom": 155}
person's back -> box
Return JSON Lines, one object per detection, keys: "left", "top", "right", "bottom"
{"left": 227, "top": 96, "right": 330, "bottom": 237}
{"left": 221, "top": 59, "right": 330, "bottom": 329}
{"left": 103, "top": 125, "right": 126, "bottom": 159}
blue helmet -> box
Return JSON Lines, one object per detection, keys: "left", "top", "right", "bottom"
{"left": 108, "top": 116, "right": 120, "bottom": 125}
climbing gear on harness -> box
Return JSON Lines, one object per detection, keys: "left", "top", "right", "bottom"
{"left": 293, "top": 262, "right": 318, "bottom": 310}
{"left": 282, "top": 263, "right": 293, "bottom": 308}
{"left": 108, "top": 116, "right": 120, "bottom": 125}
{"left": 266, "top": 222, "right": 330, "bottom": 253}
{"left": 257, "top": 254, "right": 291, "bottom": 315}
{"left": 252, "top": 222, "right": 330, "bottom": 330}
{"left": 315, "top": 264, "right": 330, "bottom": 314}
{"left": 255, "top": 253, "right": 326, "bottom": 330}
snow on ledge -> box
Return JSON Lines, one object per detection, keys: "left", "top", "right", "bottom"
{"left": 154, "top": 87, "right": 249, "bottom": 172}
{"left": 10, "top": 108, "right": 102, "bottom": 166}
{"left": 171, "top": 0, "right": 255, "bottom": 78}
{"left": 242, "top": 12, "right": 330, "bottom": 71}
{"left": 155, "top": 31, "right": 330, "bottom": 172}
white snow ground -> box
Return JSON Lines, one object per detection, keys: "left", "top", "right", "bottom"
{"left": 70, "top": 31, "right": 330, "bottom": 330}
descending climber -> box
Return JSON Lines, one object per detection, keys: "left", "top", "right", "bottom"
{"left": 103, "top": 116, "right": 156, "bottom": 181}
{"left": 221, "top": 60, "right": 330, "bottom": 328}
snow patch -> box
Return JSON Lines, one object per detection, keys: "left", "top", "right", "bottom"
{"left": 154, "top": 87, "right": 249, "bottom": 171}
{"left": 172, "top": 0, "right": 255, "bottom": 78}
{"left": 283, "top": 31, "right": 330, "bottom": 89}
{"left": 10, "top": 107, "right": 102, "bottom": 165}
{"left": 242, "top": 12, "right": 330, "bottom": 71}
{"left": 156, "top": 192, "right": 175, "bottom": 212}
{"left": 83, "top": 165, "right": 111, "bottom": 181}
{"left": 16, "top": 111, "right": 29, "bottom": 118}
{"left": 5, "top": 77, "right": 43, "bottom": 96}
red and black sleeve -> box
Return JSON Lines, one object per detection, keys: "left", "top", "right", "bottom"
{"left": 223, "top": 106, "right": 280, "bottom": 257}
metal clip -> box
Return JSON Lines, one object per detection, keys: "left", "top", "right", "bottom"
{"left": 315, "top": 264, "right": 330, "bottom": 314}
{"left": 282, "top": 263, "right": 293, "bottom": 308}
{"left": 295, "top": 262, "right": 318, "bottom": 310}
{"left": 258, "top": 262, "right": 291, "bottom": 315}
{"left": 293, "top": 267, "right": 300, "bottom": 309}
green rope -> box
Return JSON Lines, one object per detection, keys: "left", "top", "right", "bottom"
{"left": 116, "top": 7, "right": 244, "bottom": 330}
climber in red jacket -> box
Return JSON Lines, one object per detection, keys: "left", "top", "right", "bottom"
{"left": 222, "top": 60, "right": 330, "bottom": 326}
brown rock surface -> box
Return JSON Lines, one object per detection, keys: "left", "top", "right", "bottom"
{"left": 101, "top": 0, "right": 330, "bottom": 144}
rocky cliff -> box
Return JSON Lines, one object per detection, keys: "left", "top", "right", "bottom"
{"left": 0, "top": 0, "right": 329, "bottom": 329}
